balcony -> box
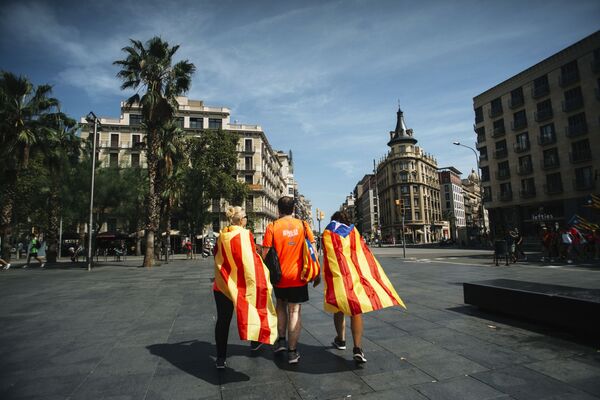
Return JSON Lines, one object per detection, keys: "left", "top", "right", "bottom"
{"left": 489, "top": 106, "right": 503, "bottom": 118}
{"left": 517, "top": 164, "right": 533, "bottom": 175}
{"left": 532, "top": 85, "right": 550, "bottom": 99}
{"left": 559, "top": 71, "right": 580, "bottom": 87}
{"left": 491, "top": 126, "right": 506, "bottom": 137}
{"left": 534, "top": 109, "right": 553, "bottom": 122}
{"left": 519, "top": 188, "right": 536, "bottom": 198}
{"left": 499, "top": 190, "right": 513, "bottom": 201}
{"left": 240, "top": 165, "right": 256, "bottom": 172}
{"left": 514, "top": 142, "right": 530, "bottom": 153}
{"left": 511, "top": 119, "right": 528, "bottom": 131}
{"left": 509, "top": 97, "right": 524, "bottom": 109}
{"left": 565, "top": 122, "right": 588, "bottom": 138}
{"left": 574, "top": 180, "right": 595, "bottom": 191}
{"left": 496, "top": 170, "right": 511, "bottom": 180}
{"left": 562, "top": 97, "right": 584, "bottom": 113}
{"left": 569, "top": 149, "right": 592, "bottom": 163}
{"left": 544, "top": 183, "right": 563, "bottom": 194}
{"left": 479, "top": 153, "right": 488, "bottom": 162}
{"left": 477, "top": 135, "right": 486, "bottom": 145}
{"left": 240, "top": 146, "right": 256, "bottom": 154}
{"left": 541, "top": 157, "right": 560, "bottom": 170}
{"left": 494, "top": 149, "right": 508, "bottom": 159}
{"left": 538, "top": 134, "right": 556, "bottom": 146}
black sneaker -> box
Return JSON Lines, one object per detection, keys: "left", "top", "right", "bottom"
{"left": 250, "top": 341, "right": 263, "bottom": 351}
{"left": 353, "top": 347, "right": 367, "bottom": 363}
{"left": 332, "top": 337, "right": 346, "bottom": 350}
{"left": 274, "top": 337, "right": 286, "bottom": 353}
{"left": 288, "top": 349, "right": 300, "bottom": 364}
{"left": 215, "top": 357, "right": 227, "bottom": 369}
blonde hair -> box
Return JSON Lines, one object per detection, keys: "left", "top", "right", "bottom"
{"left": 225, "top": 206, "right": 246, "bottom": 225}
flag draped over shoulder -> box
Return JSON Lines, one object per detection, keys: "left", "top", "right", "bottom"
{"left": 322, "top": 222, "right": 406, "bottom": 316}
{"left": 214, "top": 226, "right": 278, "bottom": 344}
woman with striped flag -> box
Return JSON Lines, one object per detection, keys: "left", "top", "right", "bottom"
{"left": 213, "top": 206, "right": 278, "bottom": 369}
{"left": 322, "top": 211, "right": 406, "bottom": 363}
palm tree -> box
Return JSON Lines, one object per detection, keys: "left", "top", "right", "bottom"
{"left": 113, "top": 37, "right": 195, "bottom": 267}
{"left": 0, "top": 72, "right": 59, "bottom": 259}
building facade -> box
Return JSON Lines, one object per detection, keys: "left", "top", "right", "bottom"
{"left": 376, "top": 108, "right": 443, "bottom": 244}
{"left": 473, "top": 31, "right": 600, "bottom": 236}
{"left": 80, "top": 96, "right": 308, "bottom": 242}
{"left": 438, "top": 167, "right": 466, "bottom": 241}
{"left": 353, "top": 174, "right": 379, "bottom": 241}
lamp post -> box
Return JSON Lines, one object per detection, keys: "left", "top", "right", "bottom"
{"left": 453, "top": 141, "right": 487, "bottom": 236}
{"left": 86, "top": 112, "right": 100, "bottom": 271}
{"left": 394, "top": 199, "right": 406, "bottom": 258}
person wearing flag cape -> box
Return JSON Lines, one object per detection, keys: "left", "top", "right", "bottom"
{"left": 213, "top": 206, "right": 278, "bottom": 369}
{"left": 322, "top": 211, "right": 406, "bottom": 363}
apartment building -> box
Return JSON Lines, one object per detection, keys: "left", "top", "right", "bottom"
{"left": 473, "top": 31, "right": 600, "bottom": 236}
{"left": 80, "top": 96, "right": 302, "bottom": 242}
{"left": 376, "top": 107, "right": 443, "bottom": 244}
{"left": 353, "top": 174, "right": 379, "bottom": 241}
{"left": 438, "top": 167, "right": 466, "bottom": 242}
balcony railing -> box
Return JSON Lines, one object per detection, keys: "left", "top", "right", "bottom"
{"left": 239, "top": 146, "right": 256, "bottom": 154}
{"left": 479, "top": 153, "right": 488, "bottom": 161}
{"left": 562, "top": 97, "right": 584, "bottom": 113}
{"left": 509, "top": 97, "right": 524, "bottom": 109}
{"left": 496, "top": 170, "right": 511, "bottom": 180}
{"left": 514, "top": 142, "right": 530, "bottom": 153}
{"left": 532, "top": 85, "right": 550, "bottom": 99}
{"left": 544, "top": 183, "right": 563, "bottom": 194}
{"left": 565, "top": 123, "right": 588, "bottom": 138}
{"left": 489, "top": 107, "right": 503, "bottom": 118}
{"left": 534, "top": 109, "right": 553, "bottom": 122}
{"left": 511, "top": 119, "right": 528, "bottom": 131}
{"left": 559, "top": 71, "right": 580, "bottom": 87}
{"left": 538, "top": 134, "right": 556, "bottom": 146}
{"left": 477, "top": 135, "right": 486, "bottom": 144}
{"left": 517, "top": 164, "right": 533, "bottom": 175}
{"left": 491, "top": 126, "right": 506, "bottom": 137}
{"left": 541, "top": 157, "right": 560, "bottom": 170}
{"left": 569, "top": 149, "right": 592, "bottom": 163}
{"left": 494, "top": 149, "right": 508, "bottom": 159}
{"left": 519, "top": 188, "right": 536, "bottom": 198}
{"left": 574, "top": 180, "right": 595, "bottom": 191}
{"left": 499, "top": 190, "right": 513, "bottom": 201}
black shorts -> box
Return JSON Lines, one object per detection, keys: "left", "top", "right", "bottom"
{"left": 274, "top": 285, "right": 309, "bottom": 303}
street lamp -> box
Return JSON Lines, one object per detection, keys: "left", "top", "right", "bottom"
{"left": 86, "top": 112, "right": 100, "bottom": 271}
{"left": 394, "top": 199, "right": 406, "bottom": 258}
{"left": 453, "top": 141, "right": 487, "bottom": 236}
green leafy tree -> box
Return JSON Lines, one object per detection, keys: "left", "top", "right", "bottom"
{"left": 114, "top": 37, "right": 196, "bottom": 267}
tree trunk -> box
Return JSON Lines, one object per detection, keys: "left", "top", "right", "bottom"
{"left": 0, "top": 175, "right": 17, "bottom": 261}
{"left": 143, "top": 130, "right": 160, "bottom": 268}
{"left": 45, "top": 189, "right": 60, "bottom": 263}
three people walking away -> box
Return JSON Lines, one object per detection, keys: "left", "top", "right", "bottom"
{"left": 261, "top": 196, "right": 318, "bottom": 365}
{"left": 322, "top": 210, "right": 406, "bottom": 364}
{"left": 24, "top": 234, "right": 44, "bottom": 268}
{"left": 213, "top": 206, "right": 277, "bottom": 369}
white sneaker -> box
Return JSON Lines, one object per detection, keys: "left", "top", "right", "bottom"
{"left": 4, "top": 263, "right": 10, "bottom": 270}
{"left": 40, "top": 263, "right": 46, "bottom": 268}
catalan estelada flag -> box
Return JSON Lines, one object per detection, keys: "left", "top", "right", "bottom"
{"left": 214, "top": 225, "right": 278, "bottom": 344}
{"left": 322, "top": 221, "right": 406, "bottom": 316}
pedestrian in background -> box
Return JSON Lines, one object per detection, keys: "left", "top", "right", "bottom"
{"left": 261, "top": 196, "right": 317, "bottom": 365}
{"left": 24, "top": 234, "right": 45, "bottom": 268}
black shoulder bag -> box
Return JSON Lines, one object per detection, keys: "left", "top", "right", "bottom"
{"left": 264, "top": 222, "right": 282, "bottom": 285}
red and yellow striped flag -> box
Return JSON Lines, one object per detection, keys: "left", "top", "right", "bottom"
{"left": 322, "top": 222, "right": 406, "bottom": 316}
{"left": 214, "top": 226, "right": 278, "bottom": 344}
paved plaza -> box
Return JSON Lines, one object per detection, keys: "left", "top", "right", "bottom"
{"left": 1, "top": 248, "right": 599, "bottom": 400}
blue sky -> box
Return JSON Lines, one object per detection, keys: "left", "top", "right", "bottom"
{"left": 1, "top": 0, "right": 599, "bottom": 225}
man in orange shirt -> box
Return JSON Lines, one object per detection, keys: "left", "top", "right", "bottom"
{"left": 262, "top": 196, "right": 319, "bottom": 364}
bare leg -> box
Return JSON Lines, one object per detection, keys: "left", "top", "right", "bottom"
{"left": 333, "top": 312, "right": 346, "bottom": 341}
{"left": 287, "top": 303, "right": 302, "bottom": 350}
{"left": 350, "top": 315, "right": 363, "bottom": 348}
{"left": 276, "top": 299, "right": 288, "bottom": 339}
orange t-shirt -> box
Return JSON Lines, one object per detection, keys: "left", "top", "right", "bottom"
{"left": 263, "top": 217, "right": 315, "bottom": 288}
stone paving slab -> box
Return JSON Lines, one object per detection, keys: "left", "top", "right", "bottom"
{"left": 0, "top": 249, "right": 599, "bottom": 399}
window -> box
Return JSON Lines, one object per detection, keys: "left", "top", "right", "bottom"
{"left": 543, "top": 148, "right": 560, "bottom": 169}
{"left": 245, "top": 139, "right": 253, "bottom": 152}
{"left": 495, "top": 140, "right": 507, "bottom": 158}
{"left": 209, "top": 118, "right": 222, "bottom": 129}
{"left": 131, "top": 153, "right": 140, "bottom": 167}
{"left": 492, "top": 119, "right": 505, "bottom": 136}
{"left": 521, "top": 178, "right": 535, "bottom": 193}
{"left": 539, "top": 123, "right": 556, "bottom": 145}
{"left": 475, "top": 106, "right": 483, "bottom": 124}
{"left": 515, "top": 132, "right": 529, "bottom": 152}
{"left": 510, "top": 87, "right": 524, "bottom": 108}
{"left": 132, "top": 134, "right": 141, "bottom": 145}
{"left": 110, "top": 133, "right": 119, "bottom": 147}
{"left": 518, "top": 155, "right": 532, "bottom": 175}
{"left": 483, "top": 186, "right": 492, "bottom": 202}
{"left": 476, "top": 127, "right": 485, "bottom": 143}
{"left": 175, "top": 117, "right": 184, "bottom": 128}
{"left": 445, "top": 193, "right": 450, "bottom": 200}
{"left": 490, "top": 97, "right": 503, "bottom": 117}
{"left": 481, "top": 166, "right": 490, "bottom": 182}
{"left": 497, "top": 161, "right": 510, "bottom": 179}
{"left": 545, "top": 172, "right": 562, "bottom": 193}
{"left": 563, "top": 87, "right": 583, "bottom": 112}
{"left": 533, "top": 75, "right": 549, "bottom": 98}
{"left": 288, "top": 187, "right": 294, "bottom": 195}
{"left": 566, "top": 112, "right": 587, "bottom": 137}
{"left": 560, "top": 60, "right": 579, "bottom": 86}
{"left": 535, "top": 99, "right": 553, "bottom": 122}
{"left": 129, "top": 114, "right": 142, "bottom": 126}
{"left": 245, "top": 175, "right": 253, "bottom": 184}
{"left": 512, "top": 110, "right": 527, "bottom": 131}
{"left": 574, "top": 166, "right": 593, "bottom": 190}
{"left": 109, "top": 153, "right": 118, "bottom": 167}
{"left": 570, "top": 139, "right": 591, "bottom": 163}
{"left": 189, "top": 117, "right": 203, "bottom": 129}
{"left": 479, "top": 146, "right": 488, "bottom": 160}
{"left": 244, "top": 156, "right": 253, "bottom": 170}
{"left": 500, "top": 182, "right": 512, "bottom": 200}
